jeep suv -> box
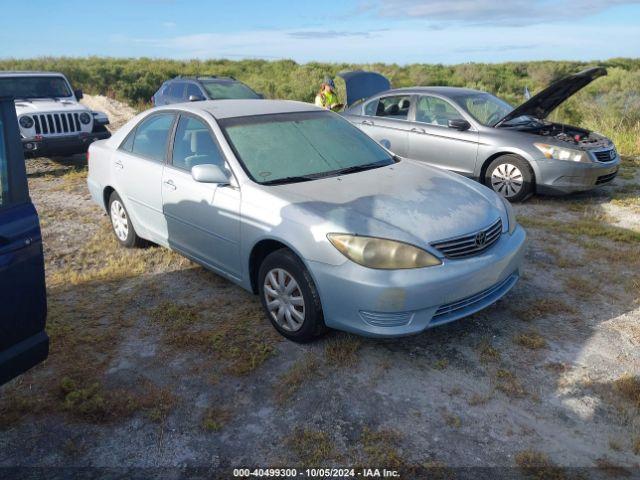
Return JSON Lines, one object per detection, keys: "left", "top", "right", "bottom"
{"left": 152, "top": 76, "right": 262, "bottom": 106}
{"left": 0, "top": 71, "right": 111, "bottom": 158}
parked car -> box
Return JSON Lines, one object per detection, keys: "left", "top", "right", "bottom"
{"left": 152, "top": 75, "right": 262, "bottom": 106}
{"left": 87, "top": 100, "right": 525, "bottom": 342}
{"left": 0, "top": 71, "right": 111, "bottom": 158}
{"left": 0, "top": 96, "right": 48, "bottom": 385}
{"left": 340, "top": 68, "right": 620, "bottom": 202}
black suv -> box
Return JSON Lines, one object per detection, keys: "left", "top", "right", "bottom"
{"left": 152, "top": 76, "right": 262, "bottom": 106}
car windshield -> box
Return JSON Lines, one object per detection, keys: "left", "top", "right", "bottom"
{"left": 201, "top": 80, "right": 260, "bottom": 100}
{"left": 452, "top": 92, "right": 515, "bottom": 126}
{"left": 220, "top": 111, "right": 395, "bottom": 184}
{"left": 0, "top": 76, "right": 72, "bottom": 99}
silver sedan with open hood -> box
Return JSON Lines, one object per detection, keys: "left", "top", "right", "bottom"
{"left": 341, "top": 68, "right": 620, "bottom": 202}
{"left": 87, "top": 100, "right": 525, "bottom": 342}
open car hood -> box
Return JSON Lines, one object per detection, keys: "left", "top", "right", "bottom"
{"left": 494, "top": 67, "right": 607, "bottom": 127}
{"left": 337, "top": 70, "right": 390, "bottom": 107}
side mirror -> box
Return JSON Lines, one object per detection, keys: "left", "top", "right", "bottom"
{"left": 74, "top": 89, "right": 83, "bottom": 100}
{"left": 188, "top": 95, "right": 205, "bottom": 102}
{"left": 448, "top": 119, "right": 471, "bottom": 131}
{"left": 191, "top": 164, "right": 229, "bottom": 184}
{"left": 379, "top": 139, "right": 391, "bottom": 149}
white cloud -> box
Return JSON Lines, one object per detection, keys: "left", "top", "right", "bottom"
{"left": 365, "top": 0, "right": 640, "bottom": 26}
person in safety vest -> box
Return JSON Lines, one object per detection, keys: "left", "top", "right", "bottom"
{"left": 314, "top": 76, "right": 342, "bottom": 111}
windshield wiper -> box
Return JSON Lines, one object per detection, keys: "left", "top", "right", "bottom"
{"left": 329, "top": 161, "right": 388, "bottom": 176}
{"left": 261, "top": 175, "right": 320, "bottom": 185}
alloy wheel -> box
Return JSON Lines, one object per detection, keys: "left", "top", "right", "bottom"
{"left": 491, "top": 163, "right": 523, "bottom": 198}
{"left": 110, "top": 200, "right": 129, "bottom": 242}
{"left": 263, "top": 268, "right": 305, "bottom": 332}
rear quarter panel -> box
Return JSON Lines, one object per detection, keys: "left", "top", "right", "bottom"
{"left": 87, "top": 140, "right": 114, "bottom": 210}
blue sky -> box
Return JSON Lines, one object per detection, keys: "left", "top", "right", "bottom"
{"left": 1, "top": 0, "right": 639, "bottom": 64}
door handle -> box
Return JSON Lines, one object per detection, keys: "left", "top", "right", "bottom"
{"left": 163, "top": 180, "right": 177, "bottom": 191}
{"left": 362, "top": 120, "right": 374, "bottom": 126}
{"left": 411, "top": 127, "right": 426, "bottom": 134}
{"left": 114, "top": 160, "right": 124, "bottom": 169}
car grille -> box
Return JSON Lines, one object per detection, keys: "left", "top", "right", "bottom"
{"left": 593, "top": 148, "right": 617, "bottom": 162}
{"left": 33, "top": 112, "right": 83, "bottom": 135}
{"left": 431, "top": 218, "right": 502, "bottom": 259}
{"left": 595, "top": 170, "right": 618, "bottom": 185}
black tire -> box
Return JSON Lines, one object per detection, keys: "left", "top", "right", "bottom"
{"left": 484, "top": 154, "right": 534, "bottom": 203}
{"left": 108, "top": 191, "right": 145, "bottom": 248}
{"left": 258, "top": 248, "right": 327, "bottom": 342}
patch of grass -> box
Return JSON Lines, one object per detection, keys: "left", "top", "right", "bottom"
{"left": 275, "top": 356, "right": 321, "bottom": 405}
{"left": 595, "top": 457, "right": 631, "bottom": 477}
{"left": 633, "top": 438, "right": 640, "bottom": 456}
{"left": 433, "top": 359, "right": 449, "bottom": 370}
{"left": 467, "top": 393, "right": 490, "bottom": 406}
{"left": 515, "top": 451, "right": 566, "bottom": 480}
{"left": 59, "top": 377, "right": 139, "bottom": 422}
{"left": 288, "top": 427, "right": 334, "bottom": 465}
{"left": 510, "top": 298, "right": 576, "bottom": 322}
{"left": 609, "top": 440, "right": 622, "bottom": 452}
{"left": 514, "top": 331, "right": 547, "bottom": 350}
{"left": 324, "top": 334, "right": 362, "bottom": 367}
{"left": 544, "top": 362, "right": 568, "bottom": 373}
{"left": 519, "top": 216, "right": 640, "bottom": 244}
{"left": 442, "top": 410, "right": 461, "bottom": 428}
{"left": 495, "top": 369, "right": 527, "bottom": 398}
{"left": 360, "top": 428, "right": 406, "bottom": 470}
{"left": 613, "top": 375, "right": 640, "bottom": 409}
{"left": 478, "top": 341, "right": 501, "bottom": 363}
{"left": 202, "top": 406, "right": 233, "bottom": 432}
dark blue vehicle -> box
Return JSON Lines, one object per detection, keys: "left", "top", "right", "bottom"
{"left": 152, "top": 75, "right": 262, "bottom": 106}
{"left": 0, "top": 96, "right": 48, "bottom": 385}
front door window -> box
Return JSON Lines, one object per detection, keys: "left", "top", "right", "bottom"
{"left": 416, "top": 96, "right": 465, "bottom": 126}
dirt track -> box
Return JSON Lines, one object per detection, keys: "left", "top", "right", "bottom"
{"left": 0, "top": 96, "right": 639, "bottom": 478}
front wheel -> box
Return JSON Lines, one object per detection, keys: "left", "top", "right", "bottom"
{"left": 484, "top": 155, "right": 534, "bottom": 202}
{"left": 258, "top": 249, "right": 327, "bottom": 342}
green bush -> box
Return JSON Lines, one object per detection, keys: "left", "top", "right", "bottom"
{"left": 3, "top": 56, "right": 638, "bottom": 155}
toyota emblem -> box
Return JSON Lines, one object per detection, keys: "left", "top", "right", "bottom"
{"left": 475, "top": 231, "right": 487, "bottom": 247}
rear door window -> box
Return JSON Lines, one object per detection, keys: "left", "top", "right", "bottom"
{"left": 171, "top": 115, "right": 225, "bottom": 171}
{"left": 374, "top": 95, "right": 412, "bottom": 120}
{"left": 130, "top": 113, "right": 176, "bottom": 162}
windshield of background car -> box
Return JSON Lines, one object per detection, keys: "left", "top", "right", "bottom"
{"left": 0, "top": 76, "right": 72, "bottom": 99}
{"left": 220, "top": 111, "right": 395, "bottom": 184}
{"left": 201, "top": 80, "right": 260, "bottom": 100}
{"left": 452, "top": 92, "right": 514, "bottom": 126}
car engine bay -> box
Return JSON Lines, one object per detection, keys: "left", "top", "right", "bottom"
{"left": 517, "top": 122, "right": 612, "bottom": 149}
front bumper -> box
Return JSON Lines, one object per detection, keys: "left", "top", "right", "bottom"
{"left": 308, "top": 225, "right": 526, "bottom": 338}
{"left": 534, "top": 156, "right": 621, "bottom": 195}
{"left": 22, "top": 130, "right": 111, "bottom": 158}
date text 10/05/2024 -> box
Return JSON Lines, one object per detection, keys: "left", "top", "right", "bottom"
{"left": 233, "top": 468, "right": 401, "bottom": 478}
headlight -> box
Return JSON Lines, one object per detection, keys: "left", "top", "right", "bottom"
{"left": 500, "top": 196, "right": 517, "bottom": 235}
{"left": 79, "top": 112, "right": 91, "bottom": 124}
{"left": 327, "top": 234, "right": 441, "bottom": 269}
{"left": 19, "top": 116, "right": 34, "bottom": 129}
{"left": 534, "top": 143, "right": 587, "bottom": 162}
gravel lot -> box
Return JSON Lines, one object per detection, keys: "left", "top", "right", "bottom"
{"left": 1, "top": 96, "right": 639, "bottom": 479}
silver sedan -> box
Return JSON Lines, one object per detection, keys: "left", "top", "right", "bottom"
{"left": 340, "top": 68, "right": 620, "bottom": 202}
{"left": 87, "top": 100, "right": 525, "bottom": 341}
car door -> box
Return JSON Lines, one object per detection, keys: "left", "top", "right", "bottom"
{"left": 0, "top": 97, "right": 48, "bottom": 385}
{"left": 114, "top": 112, "right": 176, "bottom": 243}
{"left": 162, "top": 114, "right": 241, "bottom": 279}
{"left": 355, "top": 95, "right": 413, "bottom": 156}
{"left": 407, "top": 95, "right": 479, "bottom": 176}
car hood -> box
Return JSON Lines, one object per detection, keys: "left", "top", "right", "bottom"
{"left": 14, "top": 98, "right": 87, "bottom": 115}
{"left": 269, "top": 160, "right": 505, "bottom": 248}
{"left": 494, "top": 67, "right": 607, "bottom": 127}
{"left": 337, "top": 70, "right": 391, "bottom": 108}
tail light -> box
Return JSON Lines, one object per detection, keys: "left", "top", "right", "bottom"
{"left": 86, "top": 150, "right": 90, "bottom": 162}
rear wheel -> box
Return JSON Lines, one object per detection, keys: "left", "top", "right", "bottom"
{"left": 258, "top": 249, "right": 326, "bottom": 342}
{"left": 108, "top": 191, "right": 145, "bottom": 248}
{"left": 484, "top": 155, "right": 534, "bottom": 202}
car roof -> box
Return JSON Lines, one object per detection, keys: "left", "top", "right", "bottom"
{"left": 170, "top": 76, "right": 239, "bottom": 83}
{"left": 0, "top": 71, "right": 66, "bottom": 77}
{"left": 378, "top": 86, "right": 485, "bottom": 97}
{"left": 153, "top": 99, "right": 321, "bottom": 119}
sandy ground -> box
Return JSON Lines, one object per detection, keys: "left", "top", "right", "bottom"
{"left": 0, "top": 97, "right": 639, "bottom": 479}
